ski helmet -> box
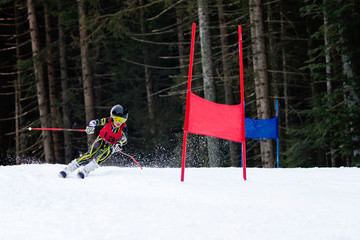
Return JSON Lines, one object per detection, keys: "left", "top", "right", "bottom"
{"left": 110, "top": 104, "right": 128, "bottom": 123}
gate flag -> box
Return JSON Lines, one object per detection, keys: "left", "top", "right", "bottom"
{"left": 244, "top": 100, "right": 280, "bottom": 167}
{"left": 181, "top": 24, "right": 247, "bottom": 181}
{"left": 187, "top": 92, "right": 245, "bottom": 143}
{"left": 245, "top": 117, "right": 278, "bottom": 140}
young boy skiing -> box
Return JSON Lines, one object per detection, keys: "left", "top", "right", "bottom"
{"left": 59, "top": 104, "right": 128, "bottom": 179}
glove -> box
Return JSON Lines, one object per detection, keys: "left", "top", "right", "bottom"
{"left": 86, "top": 126, "right": 95, "bottom": 134}
{"left": 89, "top": 120, "right": 97, "bottom": 127}
{"left": 112, "top": 143, "right": 122, "bottom": 153}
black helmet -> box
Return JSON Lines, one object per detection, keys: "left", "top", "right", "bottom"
{"left": 110, "top": 104, "right": 128, "bottom": 123}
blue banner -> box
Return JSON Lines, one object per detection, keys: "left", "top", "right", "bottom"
{"left": 245, "top": 117, "right": 278, "bottom": 140}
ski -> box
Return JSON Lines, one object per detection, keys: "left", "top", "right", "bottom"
{"left": 58, "top": 151, "right": 141, "bottom": 178}
{"left": 58, "top": 170, "right": 86, "bottom": 179}
{"left": 58, "top": 170, "right": 85, "bottom": 179}
{"left": 77, "top": 171, "right": 86, "bottom": 179}
{"left": 59, "top": 171, "right": 67, "bottom": 178}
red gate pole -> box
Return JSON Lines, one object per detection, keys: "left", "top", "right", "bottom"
{"left": 239, "top": 25, "right": 247, "bottom": 181}
{"left": 181, "top": 23, "right": 196, "bottom": 182}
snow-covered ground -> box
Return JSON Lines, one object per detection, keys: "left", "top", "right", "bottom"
{"left": 0, "top": 164, "right": 359, "bottom": 240}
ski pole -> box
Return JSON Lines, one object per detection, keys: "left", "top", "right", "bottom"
{"left": 27, "top": 127, "right": 86, "bottom": 132}
{"left": 120, "top": 151, "right": 142, "bottom": 169}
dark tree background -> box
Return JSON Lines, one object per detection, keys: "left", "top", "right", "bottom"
{"left": 0, "top": 0, "right": 359, "bottom": 168}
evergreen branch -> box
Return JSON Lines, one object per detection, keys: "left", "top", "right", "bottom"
{"left": 147, "top": 0, "right": 186, "bottom": 21}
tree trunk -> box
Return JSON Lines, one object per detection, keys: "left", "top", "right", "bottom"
{"left": 15, "top": 46, "right": 21, "bottom": 164}
{"left": 44, "top": 4, "right": 62, "bottom": 163}
{"left": 249, "top": 0, "right": 274, "bottom": 167}
{"left": 279, "top": 4, "right": 291, "bottom": 166}
{"left": 145, "top": 54, "right": 155, "bottom": 134}
{"left": 58, "top": 0, "right": 72, "bottom": 163}
{"left": 267, "top": 2, "right": 279, "bottom": 100}
{"left": 27, "top": 0, "right": 54, "bottom": 163}
{"left": 217, "top": 0, "right": 240, "bottom": 167}
{"left": 78, "top": 0, "right": 95, "bottom": 145}
{"left": 280, "top": 9, "right": 289, "bottom": 133}
{"left": 139, "top": 0, "right": 155, "bottom": 134}
{"left": 176, "top": 4, "right": 187, "bottom": 78}
{"left": 198, "top": 0, "right": 221, "bottom": 167}
{"left": 324, "top": 6, "right": 336, "bottom": 167}
{"left": 14, "top": 2, "right": 25, "bottom": 164}
{"left": 339, "top": 3, "right": 360, "bottom": 160}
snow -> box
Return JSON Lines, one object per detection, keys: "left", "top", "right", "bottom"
{"left": 0, "top": 165, "right": 359, "bottom": 240}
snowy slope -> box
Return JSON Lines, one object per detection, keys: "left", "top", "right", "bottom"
{"left": 0, "top": 165, "right": 359, "bottom": 240}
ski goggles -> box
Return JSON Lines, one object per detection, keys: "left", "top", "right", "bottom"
{"left": 113, "top": 116, "right": 127, "bottom": 123}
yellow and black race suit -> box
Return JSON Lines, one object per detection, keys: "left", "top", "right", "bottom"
{"left": 76, "top": 117, "right": 128, "bottom": 165}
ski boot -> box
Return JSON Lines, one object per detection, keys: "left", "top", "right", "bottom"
{"left": 77, "top": 159, "right": 99, "bottom": 179}
{"left": 59, "top": 159, "right": 80, "bottom": 178}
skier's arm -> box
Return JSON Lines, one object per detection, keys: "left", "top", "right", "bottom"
{"left": 112, "top": 126, "right": 128, "bottom": 153}
{"left": 86, "top": 118, "right": 109, "bottom": 134}
{"left": 89, "top": 118, "right": 109, "bottom": 127}
{"left": 119, "top": 125, "right": 128, "bottom": 146}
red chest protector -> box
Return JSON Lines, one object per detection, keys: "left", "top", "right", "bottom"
{"left": 99, "top": 119, "right": 126, "bottom": 144}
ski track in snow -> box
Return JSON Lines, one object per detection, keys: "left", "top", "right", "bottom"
{"left": 0, "top": 164, "right": 360, "bottom": 240}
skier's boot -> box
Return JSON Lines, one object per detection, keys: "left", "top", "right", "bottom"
{"left": 78, "top": 159, "right": 99, "bottom": 179}
{"left": 59, "top": 159, "right": 80, "bottom": 178}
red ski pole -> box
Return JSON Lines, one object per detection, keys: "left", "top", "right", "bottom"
{"left": 27, "top": 127, "right": 86, "bottom": 132}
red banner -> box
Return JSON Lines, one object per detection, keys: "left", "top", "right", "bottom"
{"left": 187, "top": 93, "right": 245, "bottom": 143}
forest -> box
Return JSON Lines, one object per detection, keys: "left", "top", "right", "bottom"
{"left": 0, "top": 0, "right": 359, "bottom": 168}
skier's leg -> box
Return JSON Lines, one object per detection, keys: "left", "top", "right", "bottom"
{"left": 76, "top": 136, "right": 103, "bottom": 165}
{"left": 96, "top": 144, "right": 114, "bottom": 165}
{"left": 59, "top": 159, "right": 80, "bottom": 178}
{"left": 59, "top": 136, "right": 103, "bottom": 178}
{"left": 78, "top": 144, "right": 113, "bottom": 178}
{"left": 77, "top": 159, "right": 99, "bottom": 179}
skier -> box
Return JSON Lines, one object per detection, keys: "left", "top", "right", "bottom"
{"left": 59, "top": 104, "right": 128, "bottom": 179}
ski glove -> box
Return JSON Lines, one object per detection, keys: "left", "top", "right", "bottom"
{"left": 112, "top": 143, "right": 122, "bottom": 153}
{"left": 89, "top": 120, "right": 97, "bottom": 127}
{"left": 86, "top": 126, "right": 95, "bottom": 134}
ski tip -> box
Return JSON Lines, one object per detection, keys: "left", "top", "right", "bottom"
{"left": 78, "top": 172, "right": 85, "bottom": 179}
{"left": 59, "top": 171, "right": 67, "bottom": 178}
